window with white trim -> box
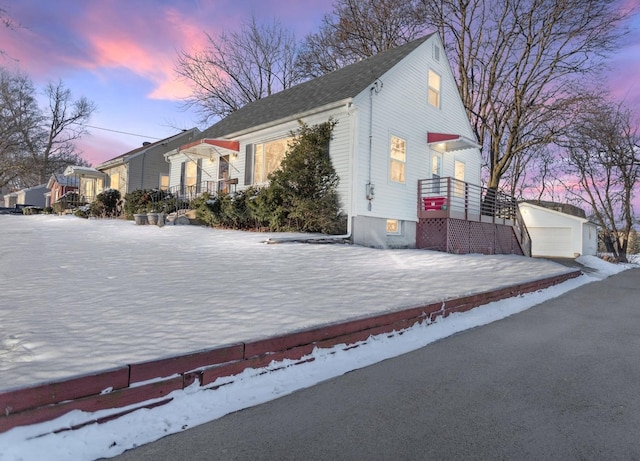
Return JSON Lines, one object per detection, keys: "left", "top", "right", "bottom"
{"left": 110, "top": 171, "right": 120, "bottom": 191}
{"left": 428, "top": 69, "right": 441, "bottom": 108}
{"left": 185, "top": 160, "right": 198, "bottom": 188}
{"left": 389, "top": 135, "right": 406, "bottom": 184}
{"left": 253, "top": 137, "right": 292, "bottom": 184}
{"left": 159, "top": 174, "right": 169, "bottom": 191}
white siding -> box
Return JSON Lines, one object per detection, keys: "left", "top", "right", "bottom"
{"left": 582, "top": 223, "right": 598, "bottom": 256}
{"left": 230, "top": 108, "right": 353, "bottom": 215}
{"left": 351, "top": 34, "right": 481, "bottom": 223}
{"left": 167, "top": 152, "right": 217, "bottom": 190}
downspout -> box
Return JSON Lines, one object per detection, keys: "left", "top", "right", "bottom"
{"left": 367, "top": 79, "right": 383, "bottom": 211}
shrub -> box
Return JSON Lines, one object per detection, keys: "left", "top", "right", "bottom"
{"left": 193, "top": 189, "right": 258, "bottom": 229}
{"left": 265, "top": 119, "right": 345, "bottom": 234}
{"left": 90, "top": 189, "right": 121, "bottom": 218}
{"left": 22, "top": 207, "right": 42, "bottom": 215}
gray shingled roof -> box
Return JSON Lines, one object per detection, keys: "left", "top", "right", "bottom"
{"left": 202, "top": 34, "right": 434, "bottom": 139}
{"left": 97, "top": 128, "right": 200, "bottom": 168}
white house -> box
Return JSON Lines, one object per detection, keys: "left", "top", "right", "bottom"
{"left": 519, "top": 201, "right": 598, "bottom": 258}
{"left": 62, "top": 166, "right": 106, "bottom": 204}
{"left": 165, "top": 34, "right": 526, "bottom": 252}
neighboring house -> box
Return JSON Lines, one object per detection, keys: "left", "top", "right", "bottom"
{"left": 96, "top": 129, "right": 200, "bottom": 197}
{"left": 3, "top": 192, "right": 17, "bottom": 208}
{"left": 4, "top": 192, "right": 18, "bottom": 208}
{"left": 519, "top": 201, "right": 598, "bottom": 258}
{"left": 165, "top": 34, "right": 528, "bottom": 253}
{"left": 63, "top": 166, "right": 106, "bottom": 204}
{"left": 14, "top": 184, "right": 48, "bottom": 208}
{"left": 45, "top": 173, "right": 79, "bottom": 207}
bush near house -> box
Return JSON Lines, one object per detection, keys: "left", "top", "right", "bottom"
{"left": 193, "top": 188, "right": 261, "bottom": 229}
{"left": 22, "top": 207, "right": 42, "bottom": 215}
{"left": 195, "top": 120, "right": 346, "bottom": 234}
{"left": 89, "top": 189, "right": 121, "bottom": 218}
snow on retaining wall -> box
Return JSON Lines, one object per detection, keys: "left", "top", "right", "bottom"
{"left": 0, "top": 270, "right": 581, "bottom": 434}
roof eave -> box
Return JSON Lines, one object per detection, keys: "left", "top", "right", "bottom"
{"left": 225, "top": 98, "right": 353, "bottom": 139}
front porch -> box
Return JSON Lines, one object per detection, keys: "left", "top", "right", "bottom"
{"left": 417, "top": 178, "right": 531, "bottom": 256}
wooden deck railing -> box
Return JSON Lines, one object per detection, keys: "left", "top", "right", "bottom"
{"left": 418, "top": 177, "right": 531, "bottom": 256}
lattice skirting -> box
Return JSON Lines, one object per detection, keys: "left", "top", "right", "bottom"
{"left": 416, "top": 218, "right": 524, "bottom": 255}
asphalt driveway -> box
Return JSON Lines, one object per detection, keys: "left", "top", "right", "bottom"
{"left": 114, "top": 268, "right": 640, "bottom": 460}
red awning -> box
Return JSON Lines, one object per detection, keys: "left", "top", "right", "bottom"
{"left": 427, "top": 132, "right": 479, "bottom": 152}
{"left": 179, "top": 138, "right": 240, "bottom": 152}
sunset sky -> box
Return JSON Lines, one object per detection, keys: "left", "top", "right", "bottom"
{"left": 1, "top": 0, "right": 639, "bottom": 168}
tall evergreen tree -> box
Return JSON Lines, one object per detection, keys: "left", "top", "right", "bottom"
{"left": 267, "top": 119, "right": 344, "bottom": 234}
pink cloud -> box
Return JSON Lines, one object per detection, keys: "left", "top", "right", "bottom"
{"left": 1, "top": 1, "right": 331, "bottom": 102}
{"left": 68, "top": 4, "right": 198, "bottom": 101}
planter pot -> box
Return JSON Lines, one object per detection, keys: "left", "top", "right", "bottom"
{"left": 133, "top": 213, "right": 148, "bottom": 225}
{"left": 157, "top": 212, "right": 166, "bottom": 227}
{"left": 147, "top": 212, "right": 159, "bottom": 225}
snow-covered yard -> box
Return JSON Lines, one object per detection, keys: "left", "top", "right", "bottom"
{"left": 0, "top": 214, "right": 575, "bottom": 390}
{"left": 0, "top": 214, "right": 634, "bottom": 461}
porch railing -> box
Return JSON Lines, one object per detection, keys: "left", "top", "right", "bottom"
{"left": 167, "top": 178, "right": 239, "bottom": 201}
{"left": 149, "top": 179, "right": 240, "bottom": 214}
{"left": 418, "top": 177, "right": 531, "bottom": 256}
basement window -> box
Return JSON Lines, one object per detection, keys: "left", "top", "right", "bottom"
{"left": 386, "top": 219, "right": 401, "bottom": 235}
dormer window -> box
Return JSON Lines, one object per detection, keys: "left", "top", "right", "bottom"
{"left": 428, "top": 69, "right": 441, "bottom": 108}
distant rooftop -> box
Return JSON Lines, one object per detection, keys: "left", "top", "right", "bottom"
{"left": 522, "top": 200, "right": 587, "bottom": 219}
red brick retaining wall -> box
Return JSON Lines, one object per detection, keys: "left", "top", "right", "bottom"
{"left": 0, "top": 270, "right": 581, "bottom": 434}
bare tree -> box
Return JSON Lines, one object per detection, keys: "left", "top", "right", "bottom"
{"left": 422, "top": 0, "right": 630, "bottom": 193}
{"left": 559, "top": 98, "right": 639, "bottom": 262}
{"left": 176, "top": 15, "right": 301, "bottom": 124}
{"left": 0, "top": 68, "right": 41, "bottom": 190}
{"left": 36, "top": 80, "right": 95, "bottom": 183}
{"left": 504, "top": 143, "right": 558, "bottom": 201}
{"left": 0, "top": 69, "right": 94, "bottom": 189}
{"left": 296, "top": 0, "right": 428, "bottom": 79}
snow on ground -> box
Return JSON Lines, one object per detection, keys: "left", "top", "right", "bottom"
{"left": 0, "top": 215, "right": 635, "bottom": 461}
{"left": 0, "top": 214, "right": 578, "bottom": 389}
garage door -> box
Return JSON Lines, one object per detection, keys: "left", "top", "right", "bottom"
{"left": 528, "top": 227, "right": 573, "bottom": 258}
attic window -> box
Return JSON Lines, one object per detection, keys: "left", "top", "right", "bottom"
{"left": 434, "top": 45, "right": 440, "bottom": 61}
{"left": 428, "top": 69, "right": 441, "bottom": 108}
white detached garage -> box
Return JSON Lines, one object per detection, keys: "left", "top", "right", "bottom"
{"left": 519, "top": 202, "right": 598, "bottom": 258}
